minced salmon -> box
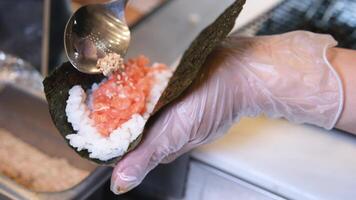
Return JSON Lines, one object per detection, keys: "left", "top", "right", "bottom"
{"left": 91, "top": 55, "right": 168, "bottom": 137}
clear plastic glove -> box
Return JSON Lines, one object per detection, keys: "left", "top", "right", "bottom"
{"left": 111, "top": 31, "right": 343, "bottom": 194}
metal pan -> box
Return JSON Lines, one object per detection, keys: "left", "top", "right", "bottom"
{"left": 0, "top": 52, "right": 112, "bottom": 200}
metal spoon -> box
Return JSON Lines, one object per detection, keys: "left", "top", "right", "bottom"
{"left": 64, "top": 0, "right": 130, "bottom": 74}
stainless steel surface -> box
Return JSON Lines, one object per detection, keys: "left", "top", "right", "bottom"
{"left": 0, "top": 51, "right": 43, "bottom": 98}
{"left": 0, "top": 54, "right": 112, "bottom": 200}
{"left": 40, "top": 0, "right": 50, "bottom": 76}
{"left": 64, "top": 0, "right": 130, "bottom": 74}
{"left": 185, "top": 161, "right": 284, "bottom": 200}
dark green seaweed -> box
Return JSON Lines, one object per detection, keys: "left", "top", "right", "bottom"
{"left": 153, "top": 0, "right": 245, "bottom": 113}
{"left": 43, "top": 0, "right": 246, "bottom": 165}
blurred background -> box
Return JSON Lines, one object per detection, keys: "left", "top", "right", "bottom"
{"left": 1, "top": 0, "right": 356, "bottom": 199}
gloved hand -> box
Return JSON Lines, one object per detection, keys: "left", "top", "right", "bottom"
{"left": 110, "top": 31, "right": 343, "bottom": 194}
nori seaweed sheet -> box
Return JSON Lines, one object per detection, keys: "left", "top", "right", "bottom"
{"left": 153, "top": 0, "right": 245, "bottom": 113}
{"left": 43, "top": 0, "right": 246, "bottom": 165}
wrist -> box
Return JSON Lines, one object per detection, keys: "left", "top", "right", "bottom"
{"left": 328, "top": 48, "right": 356, "bottom": 133}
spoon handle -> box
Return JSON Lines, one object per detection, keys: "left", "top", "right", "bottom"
{"left": 111, "top": 0, "right": 129, "bottom": 6}
{"left": 104, "top": 0, "right": 129, "bottom": 21}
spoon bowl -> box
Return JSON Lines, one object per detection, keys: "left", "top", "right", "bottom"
{"left": 64, "top": 0, "right": 130, "bottom": 74}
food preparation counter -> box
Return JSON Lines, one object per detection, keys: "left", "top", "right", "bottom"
{"left": 192, "top": 117, "right": 356, "bottom": 200}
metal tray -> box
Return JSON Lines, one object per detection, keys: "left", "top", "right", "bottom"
{"left": 0, "top": 53, "right": 112, "bottom": 200}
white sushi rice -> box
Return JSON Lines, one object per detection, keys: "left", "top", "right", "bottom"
{"left": 65, "top": 64, "right": 172, "bottom": 161}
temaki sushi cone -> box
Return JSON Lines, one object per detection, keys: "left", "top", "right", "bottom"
{"left": 43, "top": 0, "right": 246, "bottom": 165}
